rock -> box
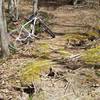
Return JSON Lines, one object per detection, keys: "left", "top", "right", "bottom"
{"left": 21, "top": 92, "right": 29, "bottom": 100}
{"left": 0, "top": 94, "right": 4, "bottom": 100}
{"left": 92, "top": 83, "right": 100, "bottom": 87}
{"left": 48, "top": 68, "right": 55, "bottom": 77}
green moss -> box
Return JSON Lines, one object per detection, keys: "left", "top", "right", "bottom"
{"left": 35, "top": 24, "right": 42, "bottom": 33}
{"left": 33, "top": 42, "right": 52, "bottom": 58}
{"left": 64, "top": 33, "right": 87, "bottom": 41}
{"left": 98, "top": 25, "right": 100, "bottom": 29}
{"left": 57, "top": 48, "right": 71, "bottom": 58}
{"left": 95, "top": 70, "right": 100, "bottom": 77}
{"left": 87, "top": 25, "right": 100, "bottom": 38}
{"left": 32, "top": 42, "right": 71, "bottom": 59}
{"left": 37, "top": 42, "right": 50, "bottom": 52}
{"left": 87, "top": 31, "right": 99, "bottom": 37}
{"left": 81, "top": 46, "right": 100, "bottom": 64}
{"left": 20, "top": 59, "right": 55, "bottom": 85}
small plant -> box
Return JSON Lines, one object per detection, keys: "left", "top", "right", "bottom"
{"left": 9, "top": 43, "right": 17, "bottom": 54}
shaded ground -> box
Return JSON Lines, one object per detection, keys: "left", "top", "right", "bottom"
{"left": 0, "top": 3, "right": 100, "bottom": 100}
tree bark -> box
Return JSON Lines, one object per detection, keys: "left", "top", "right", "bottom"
{"left": 33, "top": 0, "right": 38, "bottom": 15}
{"left": 0, "top": 0, "right": 10, "bottom": 57}
{"left": 8, "top": 0, "right": 19, "bottom": 21}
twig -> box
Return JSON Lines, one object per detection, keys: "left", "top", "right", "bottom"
{"left": 64, "top": 82, "right": 70, "bottom": 94}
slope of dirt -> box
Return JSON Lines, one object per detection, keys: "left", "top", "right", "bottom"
{"left": 40, "top": 6, "right": 100, "bottom": 34}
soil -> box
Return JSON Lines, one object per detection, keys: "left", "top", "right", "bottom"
{"left": 0, "top": 2, "right": 100, "bottom": 100}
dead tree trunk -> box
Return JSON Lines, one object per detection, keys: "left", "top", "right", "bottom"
{"left": 0, "top": 0, "right": 10, "bottom": 57}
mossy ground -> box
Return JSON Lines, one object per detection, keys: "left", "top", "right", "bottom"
{"left": 20, "top": 32, "right": 100, "bottom": 86}
{"left": 32, "top": 41, "right": 71, "bottom": 59}
{"left": 64, "top": 33, "right": 87, "bottom": 41}
{"left": 19, "top": 37, "right": 72, "bottom": 85}
{"left": 81, "top": 46, "right": 100, "bottom": 64}
{"left": 32, "top": 42, "right": 52, "bottom": 58}
{"left": 55, "top": 48, "right": 71, "bottom": 58}
{"left": 20, "top": 59, "right": 55, "bottom": 85}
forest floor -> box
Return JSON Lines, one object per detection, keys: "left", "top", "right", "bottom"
{"left": 0, "top": 3, "right": 100, "bottom": 100}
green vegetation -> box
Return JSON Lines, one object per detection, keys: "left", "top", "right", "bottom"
{"left": 87, "top": 31, "right": 99, "bottom": 38}
{"left": 81, "top": 46, "right": 100, "bottom": 64}
{"left": 33, "top": 42, "right": 52, "bottom": 58}
{"left": 9, "top": 43, "right": 17, "bottom": 54}
{"left": 20, "top": 59, "right": 55, "bottom": 85}
{"left": 64, "top": 33, "right": 87, "bottom": 41}
{"left": 87, "top": 25, "right": 100, "bottom": 38}
{"left": 95, "top": 70, "right": 100, "bottom": 77}
{"left": 57, "top": 48, "right": 71, "bottom": 58}
{"left": 33, "top": 42, "right": 71, "bottom": 59}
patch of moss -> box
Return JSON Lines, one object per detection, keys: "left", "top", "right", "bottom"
{"left": 96, "top": 22, "right": 100, "bottom": 30}
{"left": 57, "top": 48, "right": 71, "bottom": 58}
{"left": 87, "top": 31, "right": 99, "bottom": 38}
{"left": 33, "top": 42, "right": 52, "bottom": 58}
{"left": 20, "top": 59, "right": 55, "bottom": 85}
{"left": 95, "top": 70, "right": 100, "bottom": 77}
{"left": 35, "top": 24, "right": 42, "bottom": 33}
{"left": 33, "top": 42, "right": 71, "bottom": 59}
{"left": 64, "top": 33, "right": 87, "bottom": 41}
{"left": 87, "top": 25, "right": 100, "bottom": 38}
{"left": 95, "top": 25, "right": 100, "bottom": 30}
{"left": 81, "top": 46, "right": 100, "bottom": 64}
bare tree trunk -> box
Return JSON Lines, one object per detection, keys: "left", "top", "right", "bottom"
{"left": 33, "top": 0, "right": 38, "bottom": 15}
{"left": 15, "top": 0, "right": 20, "bottom": 20}
{"left": 8, "top": 0, "right": 19, "bottom": 21}
{"left": 0, "top": 0, "right": 10, "bottom": 57}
